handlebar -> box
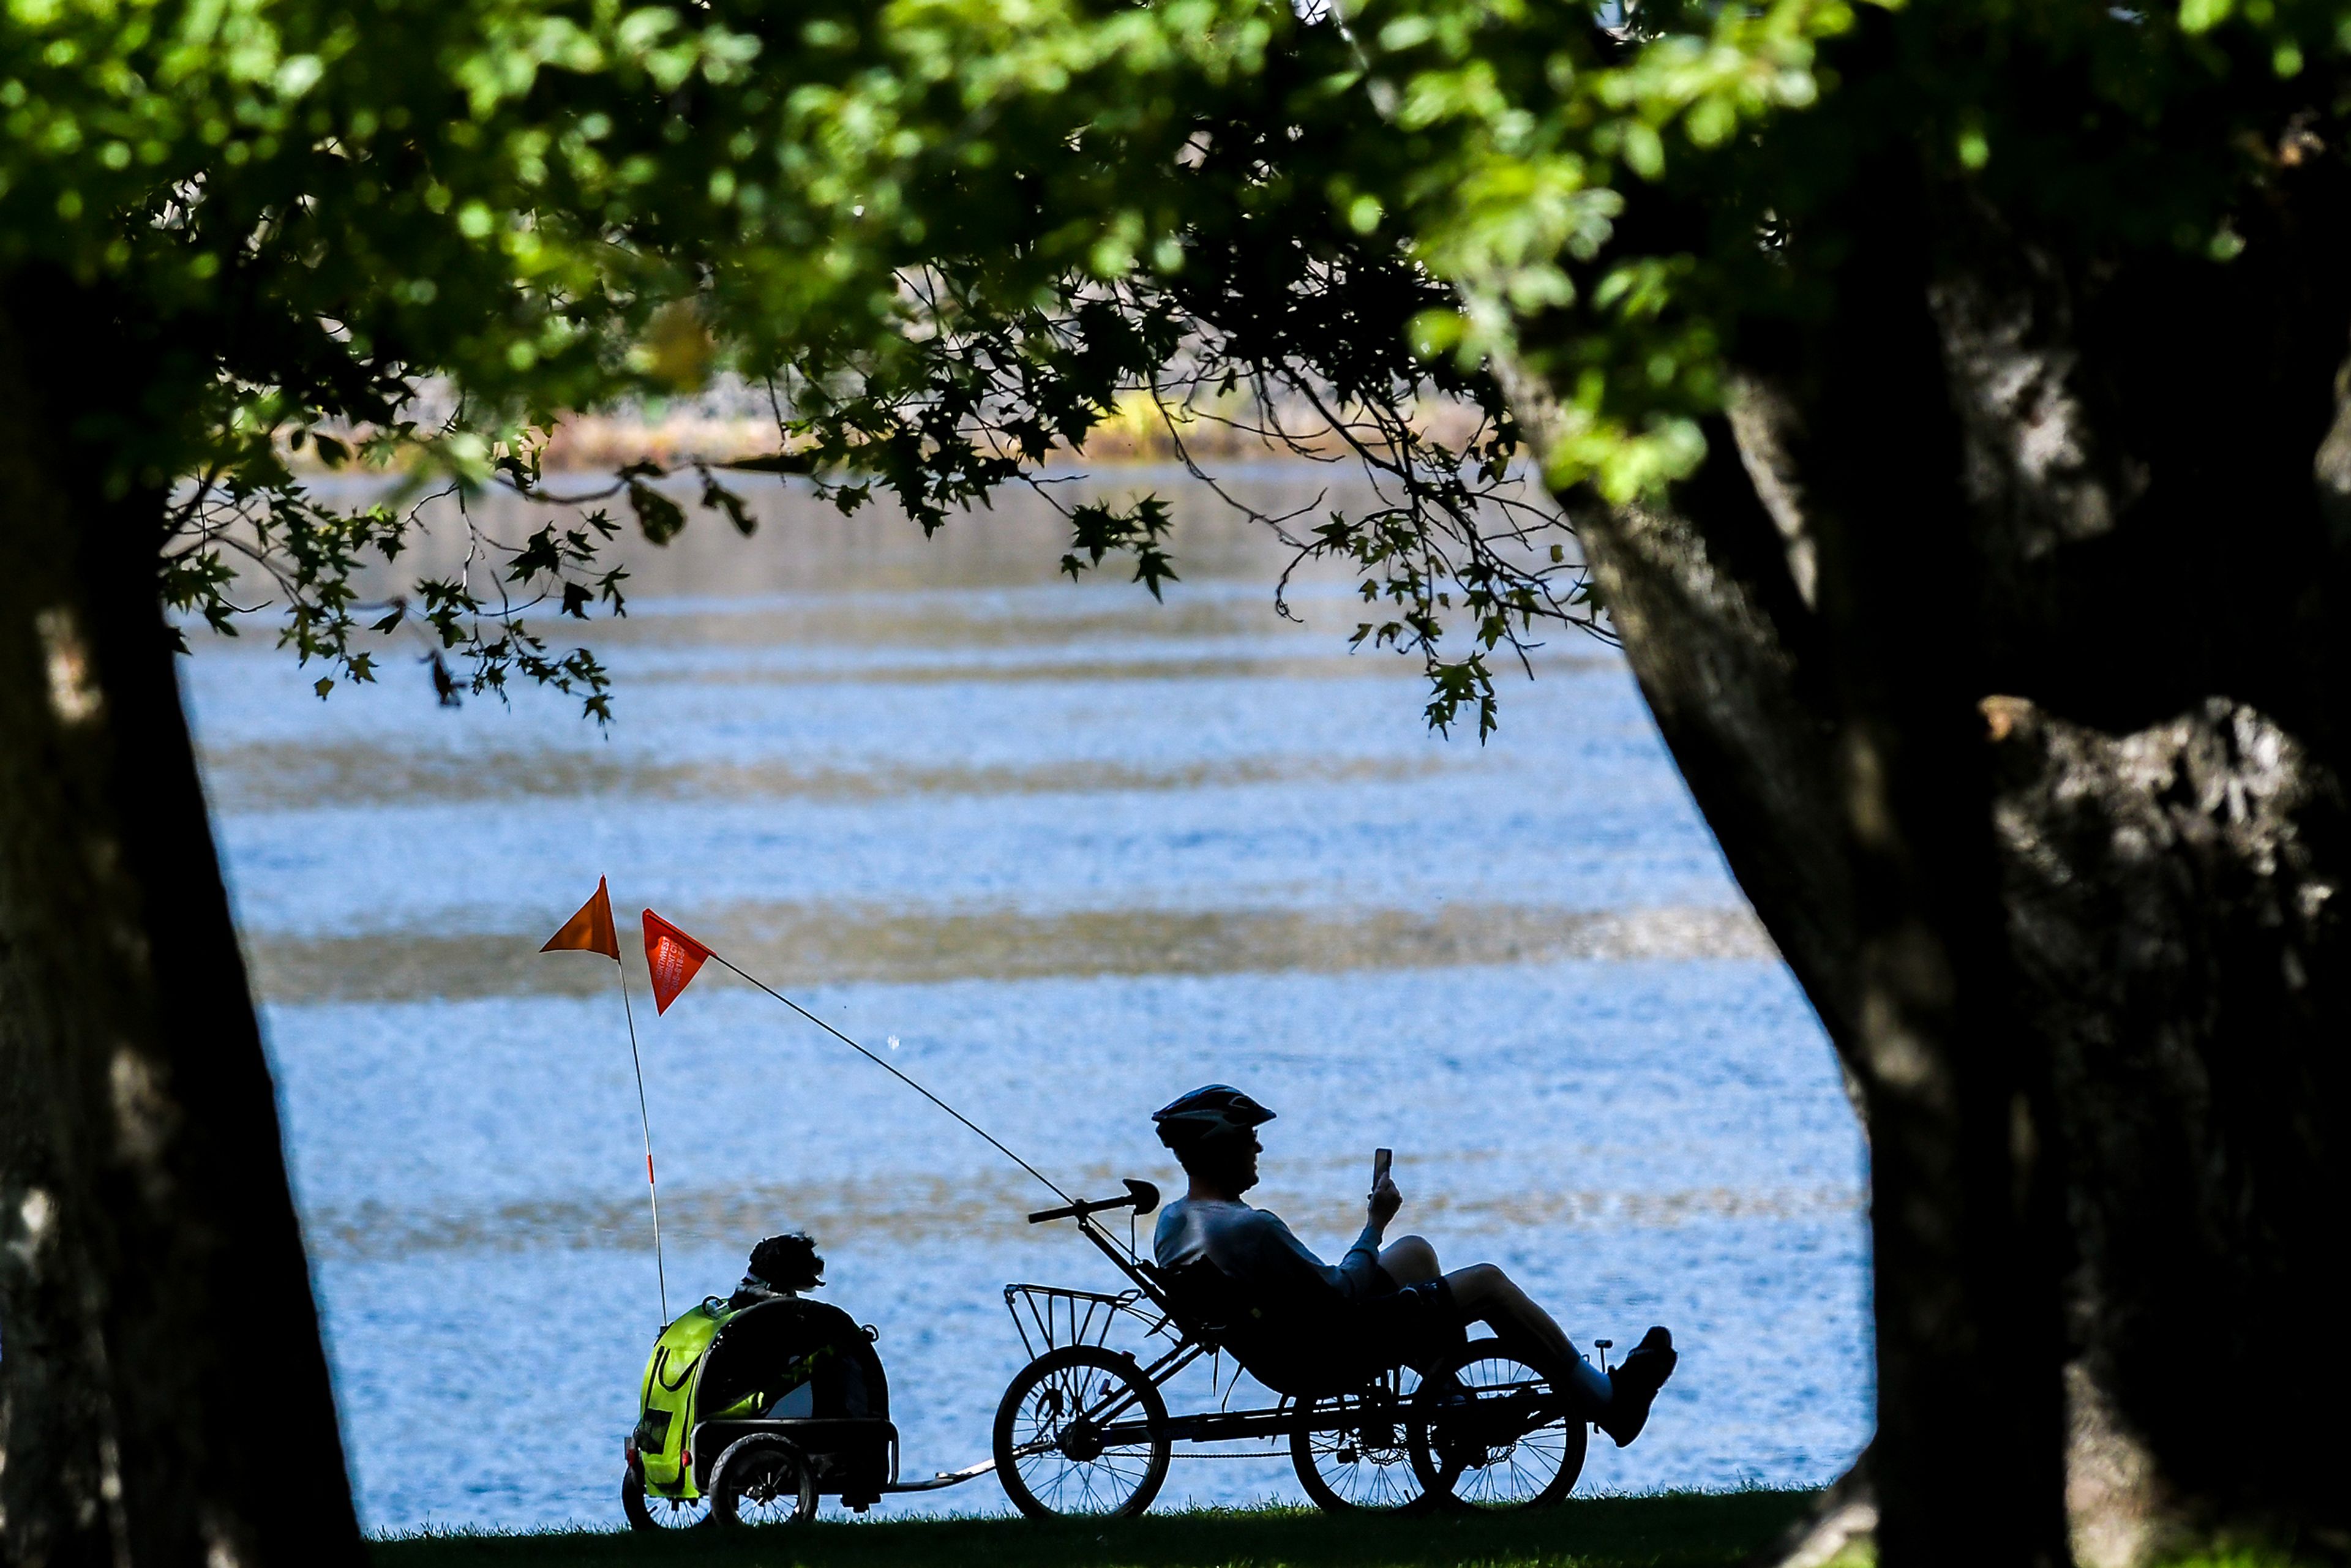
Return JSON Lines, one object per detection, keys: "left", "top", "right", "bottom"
{"left": 1029, "top": 1178, "right": 1160, "bottom": 1225}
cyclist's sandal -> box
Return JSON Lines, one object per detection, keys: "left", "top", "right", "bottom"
{"left": 1597, "top": 1326, "right": 1678, "bottom": 1447}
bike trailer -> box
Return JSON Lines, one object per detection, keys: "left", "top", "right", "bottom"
{"left": 626, "top": 1292, "right": 894, "bottom": 1510}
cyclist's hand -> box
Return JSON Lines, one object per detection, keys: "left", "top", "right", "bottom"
{"left": 1368, "top": 1175, "right": 1402, "bottom": 1229}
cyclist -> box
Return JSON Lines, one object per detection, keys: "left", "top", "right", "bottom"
{"left": 1150, "top": 1083, "right": 1677, "bottom": 1446}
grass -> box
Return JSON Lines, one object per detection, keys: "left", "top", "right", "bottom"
{"left": 371, "top": 1490, "right": 1818, "bottom": 1568}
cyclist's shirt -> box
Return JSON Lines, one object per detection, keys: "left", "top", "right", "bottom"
{"left": 1153, "top": 1197, "right": 1385, "bottom": 1309}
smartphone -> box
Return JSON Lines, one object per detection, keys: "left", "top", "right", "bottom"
{"left": 1372, "top": 1147, "right": 1393, "bottom": 1189}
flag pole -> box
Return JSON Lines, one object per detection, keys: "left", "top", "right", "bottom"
{"left": 705, "top": 952, "right": 1075, "bottom": 1208}
{"left": 615, "top": 961, "right": 669, "bottom": 1327}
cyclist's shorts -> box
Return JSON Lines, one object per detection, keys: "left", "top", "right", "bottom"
{"left": 1348, "top": 1275, "right": 1466, "bottom": 1373}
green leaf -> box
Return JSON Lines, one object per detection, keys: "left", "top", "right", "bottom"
{"left": 628, "top": 481, "right": 688, "bottom": 547}
{"left": 2178, "top": 0, "right": 2233, "bottom": 34}
{"left": 700, "top": 473, "right": 758, "bottom": 538}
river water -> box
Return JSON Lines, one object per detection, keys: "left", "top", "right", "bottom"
{"left": 182, "top": 463, "right": 1872, "bottom": 1533}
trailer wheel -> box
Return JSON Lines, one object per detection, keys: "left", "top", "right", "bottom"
{"left": 709, "top": 1435, "right": 819, "bottom": 1527}
{"left": 994, "top": 1345, "right": 1169, "bottom": 1518}
{"left": 621, "top": 1469, "right": 711, "bottom": 1531}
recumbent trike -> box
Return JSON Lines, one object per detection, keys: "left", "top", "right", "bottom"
{"left": 992, "top": 1177, "right": 1592, "bottom": 1516}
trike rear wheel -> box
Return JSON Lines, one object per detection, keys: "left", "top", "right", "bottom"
{"left": 994, "top": 1345, "right": 1171, "bottom": 1518}
{"left": 1289, "top": 1365, "right": 1430, "bottom": 1512}
{"left": 1409, "top": 1338, "right": 1586, "bottom": 1510}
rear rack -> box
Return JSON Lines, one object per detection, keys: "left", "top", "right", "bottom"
{"left": 1002, "top": 1283, "right": 1169, "bottom": 1359}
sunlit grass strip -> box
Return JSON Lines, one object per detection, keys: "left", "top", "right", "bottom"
{"left": 370, "top": 1488, "right": 1818, "bottom": 1567}
{"left": 368, "top": 1495, "right": 2344, "bottom": 1567}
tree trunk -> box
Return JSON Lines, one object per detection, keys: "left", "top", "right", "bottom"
{"left": 1491, "top": 40, "right": 2351, "bottom": 1563}
{"left": 0, "top": 288, "right": 362, "bottom": 1566}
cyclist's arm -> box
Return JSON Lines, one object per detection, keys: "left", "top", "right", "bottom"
{"left": 1251, "top": 1211, "right": 1384, "bottom": 1303}
{"left": 1332, "top": 1220, "right": 1385, "bottom": 1299}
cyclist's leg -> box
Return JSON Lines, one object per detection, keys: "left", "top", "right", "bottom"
{"left": 1443, "top": 1263, "right": 1613, "bottom": 1408}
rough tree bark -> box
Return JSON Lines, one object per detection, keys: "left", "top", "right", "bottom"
{"left": 1496, "top": 28, "right": 2351, "bottom": 1568}
{"left": 0, "top": 288, "right": 363, "bottom": 1566}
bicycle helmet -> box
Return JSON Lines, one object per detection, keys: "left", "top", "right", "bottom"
{"left": 1152, "top": 1084, "right": 1276, "bottom": 1149}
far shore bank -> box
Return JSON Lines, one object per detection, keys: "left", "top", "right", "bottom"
{"left": 274, "top": 386, "right": 1496, "bottom": 478}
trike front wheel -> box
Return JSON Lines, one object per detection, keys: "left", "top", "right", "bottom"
{"left": 994, "top": 1345, "right": 1171, "bottom": 1518}
{"left": 1409, "top": 1338, "right": 1586, "bottom": 1510}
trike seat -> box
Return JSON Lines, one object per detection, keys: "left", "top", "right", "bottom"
{"left": 1150, "top": 1258, "right": 1402, "bottom": 1398}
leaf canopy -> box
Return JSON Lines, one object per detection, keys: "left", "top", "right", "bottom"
{"left": 4, "top": 0, "right": 2334, "bottom": 725}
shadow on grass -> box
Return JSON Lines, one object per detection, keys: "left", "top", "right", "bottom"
{"left": 371, "top": 1489, "right": 1819, "bottom": 1568}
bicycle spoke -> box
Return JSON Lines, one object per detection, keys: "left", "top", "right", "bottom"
{"left": 1415, "top": 1346, "right": 1581, "bottom": 1511}
{"left": 999, "top": 1348, "right": 1168, "bottom": 1518}
{"left": 1296, "top": 1371, "right": 1425, "bottom": 1513}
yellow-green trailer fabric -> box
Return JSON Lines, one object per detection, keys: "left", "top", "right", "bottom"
{"left": 634, "top": 1301, "right": 730, "bottom": 1497}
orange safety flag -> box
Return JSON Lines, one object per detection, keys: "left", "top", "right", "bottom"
{"left": 643, "top": 909, "right": 713, "bottom": 1015}
{"left": 541, "top": 877, "right": 621, "bottom": 961}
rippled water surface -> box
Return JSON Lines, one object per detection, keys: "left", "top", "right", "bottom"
{"left": 186, "top": 466, "right": 1872, "bottom": 1532}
